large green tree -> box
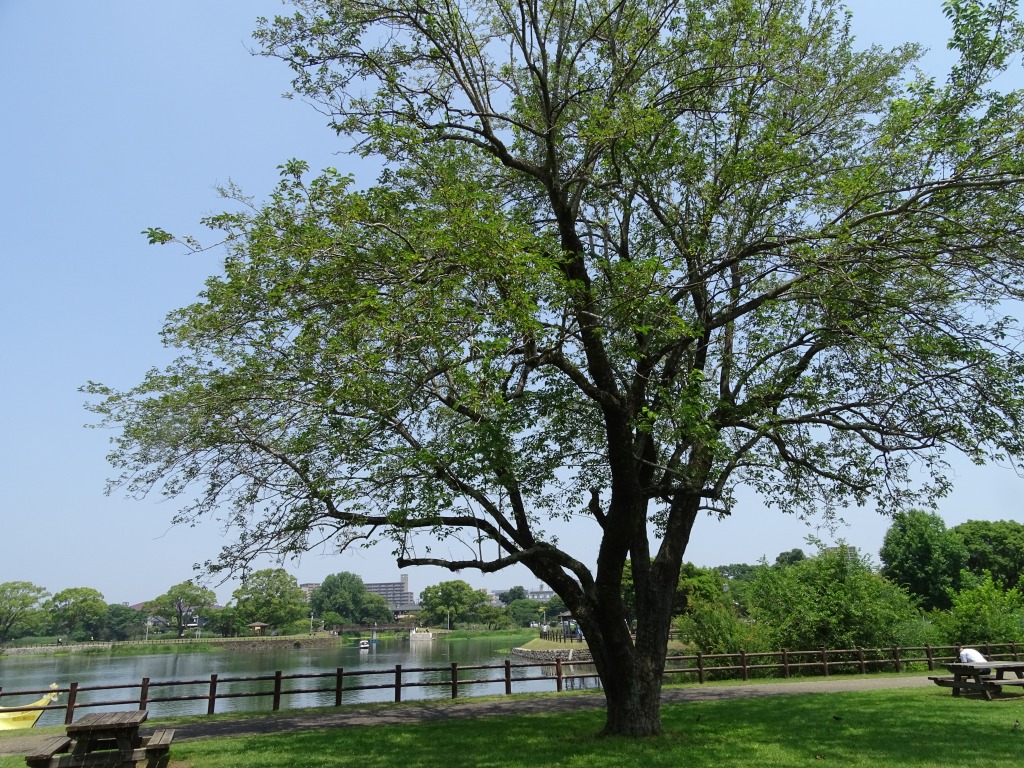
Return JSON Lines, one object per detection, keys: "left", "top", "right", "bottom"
{"left": 232, "top": 569, "right": 308, "bottom": 629}
{"left": 48, "top": 587, "right": 107, "bottom": 640}
{"left": 88, "top": 0, "right": 1024, "bottom": 736}
{"left": 147, "top": 581, "right": 219, "bottom": 638}
{"left": 419, "top": 581, "right": 490, "bottom": 628}
{"left": 0, "top": 581, "right": 50, "bottom": 643}
{"left": 103, "top": 604, "right": 147, "bottom": 641}
{"left": 951, "top": 520, "right": 1024, "bottom": 590}
{"left": 310, "top": 571, "right": 393, "bottom": 624}
{"left": 879, "top": 510, "right": 968, "bottom": 610}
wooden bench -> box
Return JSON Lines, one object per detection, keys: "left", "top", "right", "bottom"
{"left": 135, "top": 728, "right": 175, "bottom": 768}
{"left": 24, "top": 737, "right": 72, "bottom": 768}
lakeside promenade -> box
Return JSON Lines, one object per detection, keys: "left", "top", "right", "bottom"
{"left": 0, "top": 674, "right": 935, "bottom": 757}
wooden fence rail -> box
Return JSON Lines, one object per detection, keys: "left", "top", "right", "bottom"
{"left": 2, "top": 642, "right": 1020, "bottom": 722}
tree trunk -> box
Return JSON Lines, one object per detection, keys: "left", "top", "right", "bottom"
{"left": 582, "top": 491, "right": 701, "bottom": 736}
{"left": 583, "top": 573, "right": 675, "bottom": 737}
{"left": 600, "top": 652, "right": 665, "bottom": 736}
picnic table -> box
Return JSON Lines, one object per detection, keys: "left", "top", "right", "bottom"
{"left": 930, "top": 660, "right": 1024, "bottom": 700}
{"left": 24, "top": 711, "right": 174, "bottom": 768}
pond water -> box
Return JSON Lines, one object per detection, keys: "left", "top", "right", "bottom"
{"left": 0, "top": 636, "right": 599, "bottom": 726}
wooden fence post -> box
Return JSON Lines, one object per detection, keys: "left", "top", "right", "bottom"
{"left": 272, "top": 671, "right": 283, "bottom": 711}
{"left": 1013, "top": 642, "right": 1019, "bottom": 661}
{"left": 697, "top": 653, "right": 705, "bottom": 684}
{"left": 892, "top": 646, "right": 902, "bottom": 673}
{"left": 64, "top": 683, "right": 78, "bottom": 725}
{"left": 782, "top": 649, "right": 790, "bottom": 678}
{"left": 504, "top": 659, "right": 512, "bottom": 695}
{"left": 857, "top": 647, "right": 866, "bottom": 675}
{"left": 740, "top": 651, "right": 748, "bottom": 681}
{"left": 335, "top": 668, "right": 344, "bottom": 706}
{"left": 820, "top": 648, "right": 829, "bottom": 676}
{"left": 451, "top": 663, "right": 459, "bottom": 699}
{"left": 555, "top": 659, "right": 563, "bottom": 692}
{"left": 139, "top": 677, "right": 150, "bottom": 711}
{"left": 207, "top": 674, "right": 218, "bottom": 715}
{"left": 395, "top": 665, "right": 403, "bottom": 702}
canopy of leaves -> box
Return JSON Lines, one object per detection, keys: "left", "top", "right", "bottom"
{"left": 951, "top": 519, "right": 1024, "bottom": 590}
{"left": 879, "top": 510, "right": 967, "bottom": 610}
{"left": 498, "top": 586, "right": 529, "bottom": 606}
{"left": 936, "top": 570, "right": 1024, "bottom": 643}
{"left": 48, "top": 587, "right": 107, "bottom": 638}
{"left": 147, "top": 580, "right": 219, "bottom": 637}
{"left": 85, "top": 0, "right": 1024, "bottom": 736}
{"left": 418, "top": 580, "right": 490, "bottom": 627}
{"left": 0, "top": 581, "right": 50, "bottom": 643}
{"left": 310, "top": 571, "right": 393, "bottom": 623}
{"left": 746, "top": 542, "right": 920, "bottom": 649}
{"left": 232, "top": 568, "right": 309, "bottom": 628}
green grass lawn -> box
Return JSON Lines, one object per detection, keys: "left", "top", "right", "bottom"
{"left": 5, "top": 686, "right": 1024, "bottom": 768}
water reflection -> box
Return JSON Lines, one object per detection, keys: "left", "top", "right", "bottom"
{"left": 0, "top": 637, "right": 601, "bottom": 726}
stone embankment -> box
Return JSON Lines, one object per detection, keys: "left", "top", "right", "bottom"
{"left": 511, "top": 647, "right": 593, "bottom": 663}
{"left": 0, "top": 643, "right": 105, "bottom": 656}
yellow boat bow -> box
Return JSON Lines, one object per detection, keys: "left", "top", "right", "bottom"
{"left": 0, "top": 684, "right": 60, "bottom": 730}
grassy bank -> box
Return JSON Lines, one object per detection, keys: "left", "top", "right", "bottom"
{"left": 4, "top": 686, "right": 1021, "bottom": 767}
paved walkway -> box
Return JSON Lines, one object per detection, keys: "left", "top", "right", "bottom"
{"left": 0, "top": 675, "right": 936, "bottom": 757}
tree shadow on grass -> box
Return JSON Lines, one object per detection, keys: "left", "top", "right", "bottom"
{"left": 169, "top": 688, "right": 1024, "bottom": 768}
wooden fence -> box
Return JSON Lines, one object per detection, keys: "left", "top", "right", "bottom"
{"left": 3, "top": 642, "right": 1021, "bottom": 723}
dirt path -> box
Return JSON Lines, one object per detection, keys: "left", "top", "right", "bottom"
{"left": 0, "top": 675, "right": 936, "bottom": 757}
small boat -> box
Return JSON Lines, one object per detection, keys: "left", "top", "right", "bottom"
{"left": 359, "top": 640, "right": 370, "bottom": 650}
{"left": 0, "top": 684, "right": 60, "bottom": 730}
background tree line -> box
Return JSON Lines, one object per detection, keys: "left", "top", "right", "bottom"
{"left": 4, "top": 514, "right": 1022, "bottom": 647}
{"left": 676, "top": 515, "right": 1024, "bottom": 655}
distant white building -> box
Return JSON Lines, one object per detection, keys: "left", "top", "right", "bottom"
{"left": 490, "top": 585, "right": 556, "bottom": 603}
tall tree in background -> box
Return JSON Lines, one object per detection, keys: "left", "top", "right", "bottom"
{"left": 419, "top": 581, "right": 490, "bottom": 628}
{"left": 498, "top": 586, "right": 529, "bottom": 605}
{"left": 880, "top": 510, "right": 967, "bottom": 610}
{"left": 0, "top": 581, "right": 50, "bottom": 643}
{"left": 951, "top": 520, "right": 1024, "bottom": 590}
{"left": 147, "top": 581, "right": 219, "bottom": 638}
{"left": 88, "top": 0, "right": 1024, "bottom": 735}
{"left": 310, "top": 571, "right": 394, "bottom": 623}
{"left": 232, "top": 569, "right": 308, "bottom": 629}
{"left": 48, "top": 588, "right": 107, "bottom": 640}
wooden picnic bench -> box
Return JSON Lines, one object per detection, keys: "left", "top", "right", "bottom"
{"left": 930, "top": 660, "right": 1024, "bottom": 700}
{"left": 25, "top": 711, "right": 174, "bottom": 768}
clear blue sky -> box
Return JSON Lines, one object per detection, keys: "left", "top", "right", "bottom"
{"left": 1, "top": 1, "right": 1021, "bottom": 607}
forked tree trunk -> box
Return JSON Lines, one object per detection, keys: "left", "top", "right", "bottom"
{"left": 580, "top": 492, "right": 700, "bottom": 736}
{"left": 583, "top": 574, "right": 677, "bottom": 737}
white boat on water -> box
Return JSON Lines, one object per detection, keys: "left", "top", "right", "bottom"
{"left": 0, "top": 684, "right": 60, "bottom": 730}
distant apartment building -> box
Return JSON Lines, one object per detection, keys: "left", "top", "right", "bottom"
{"left": 364, "top": 574, "right": 419, "bottom": 614}
{"left": 299, "top": 583, "right": 320, "bottom": 601}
